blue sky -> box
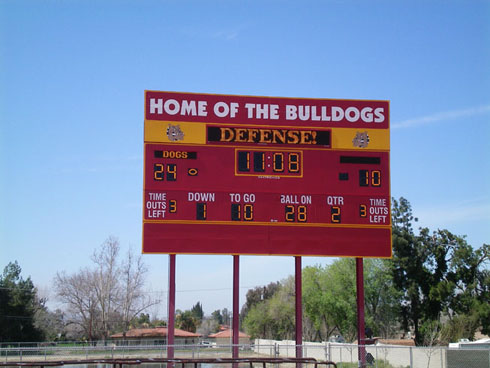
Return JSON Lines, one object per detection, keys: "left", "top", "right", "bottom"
{"left": 1, "top": 0, "right": 489, "bottom": 317}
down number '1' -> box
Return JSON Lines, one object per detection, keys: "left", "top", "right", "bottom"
{"left": 196, "top": 203, "right": 207, "bottom": 220}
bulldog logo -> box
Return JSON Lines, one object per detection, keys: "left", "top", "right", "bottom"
{"left": 166, "top": 124, "right": 184, "bottom": 142}
{"left": 352, "top": 131, "right": 370, "bottom": 148}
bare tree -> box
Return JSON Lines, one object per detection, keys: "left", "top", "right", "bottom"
{"left": 54, "top": 268, "right": 100, "bottom": 340}
{"left": 118, "top": 248, "right": 157, "bottom": 333}
{"left": 91, "top": 237, "right": 121, "bottom": 340}
{"left": 421, "top": 320, "right": 442, "bottom": 368}
{"left": 53, "top": 236, "right": 157, "bottom": 341}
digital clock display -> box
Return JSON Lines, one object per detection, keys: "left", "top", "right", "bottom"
{"left": 143, "top": 91, "right": 391, "bottom": 257}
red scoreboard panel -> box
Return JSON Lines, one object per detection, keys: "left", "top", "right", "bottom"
{"left": 143, "top": 91, "right": 391, "bottom": 257}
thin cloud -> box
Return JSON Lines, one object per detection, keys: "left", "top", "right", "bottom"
{"left": 212, "top": 30, "right": 239, "bottom": 40}
{"left": 416, "top": 198, "right": 490, "bottom": 228}
{"left": 180, "top": 26, "right": 242, "bottom": 41}
{"left": 392, "top": 105, "right": 490, "bottom": 129}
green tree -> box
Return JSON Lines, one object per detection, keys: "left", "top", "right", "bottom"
{"left": 364, "top": 258, "right": 402, "bottom": 338}
{"left": 302, "top": 265, "right": 333, "bottom": 341}
{"left": 190, "top": 302, "right": 204, "bottom": 324}
{"left": 391, "top": 197, "right": 489, "bottom": 344}
{"left": 243, "top": 278, "right": 294, "bottom": 340}
{"left": 150, "top": 317, "right": 167, "bottom": 327}
{"left": 304, "top": 259, "right": 390, "bottom": 342}
{"left": 439, "top": 314, "right": 480, "bottom": 344}
{"left": 267, "top": 277, "right": 295, "bottom": 340}
{"left": 211, "top": 309, "right": 223, "bottom": 325}
{"left": 240, "top": 282, "right": 280, "bottom": 323}
{"left": 176, "top": 310, "right": 197, "bottom": 332}
{"left": 247, "top": 259, "right": 400, "bottom": 342}
{"left": 0, "top": 261, "right": 45, "bottom": 342}
{"left": 322, "top": 259, "right": 358, "bottom": 342}
{"left": 243, "top": 301, "right": 271, "bottom": 339}
{"left": 391, "top": 197, "right": 427, "bottom": 344}
{"left": 221, "top": 307, "right": 231, "bottom": 326}
{"left": 303, "top": 261, "right": 357, "bottom": 342}
{"left": 444, "top": 241, "right": 489, "bottom": 337}
{"left": 131, "top": 313, "right": 151, "bottom": 328}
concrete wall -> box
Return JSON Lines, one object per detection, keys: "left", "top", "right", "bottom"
{"left": 254, "top": 339, "right": 449, "bottom": 368}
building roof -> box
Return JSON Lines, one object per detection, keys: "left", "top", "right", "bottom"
{"left": 208, "top": 329, "right": 249, "bottom": 339}
{"left": 449, "top": 338, "right": 490, "bottom": 348}
{"left": 111, "top": 327, "right": 201, "bottom": 339}
{"left": 375, "top": 339, "right": 415, "bottom": 346}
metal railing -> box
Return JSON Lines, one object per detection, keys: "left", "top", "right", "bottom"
{"left": 0, "top": 357, "right": 337, "bottom": 368}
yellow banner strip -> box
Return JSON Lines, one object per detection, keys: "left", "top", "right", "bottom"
{"left": 144, "top": 120, "right": 389, "bottom": 151}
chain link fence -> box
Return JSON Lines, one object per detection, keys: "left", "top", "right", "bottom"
{"left": 1, "top": 340, "right": 489, "bottom": 368}
{"left": 0, "top": 341, "right": 257, "bottom": 363}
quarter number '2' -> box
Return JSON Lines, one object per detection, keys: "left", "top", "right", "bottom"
{"left": 331, "top": 206, "right": 341, "bottom": 223}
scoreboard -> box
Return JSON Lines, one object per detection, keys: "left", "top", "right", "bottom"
{"left": 143, "top": 91, "right": 391, "bottom": 257}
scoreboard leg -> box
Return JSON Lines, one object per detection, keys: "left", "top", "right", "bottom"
{"left": 295, "top": 256, "right": 303, "bottom": 368}
{"left": 356, "top": 258, "right": 367, "bottom": 368}
{"left": 232, "top": 255, "right": 240, "bottom": 364}
{"left": 167, "top": 254, "right": 176, "bottom": 363}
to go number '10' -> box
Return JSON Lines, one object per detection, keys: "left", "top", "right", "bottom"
{"left": 231, "top": 204, "right": 254, "bottom": 221}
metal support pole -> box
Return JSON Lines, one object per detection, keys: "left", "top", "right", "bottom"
{"left": 356, "top": 258, "right": 366, "bottom": 368}
{"left": 295, "top": 256, "right": 303, "bottom": 368}
{"left": 233, "top": 255, "right": 240, "bottom": 359}
{"left": 168, "top": 254, "right": 176, "bottom": 361}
